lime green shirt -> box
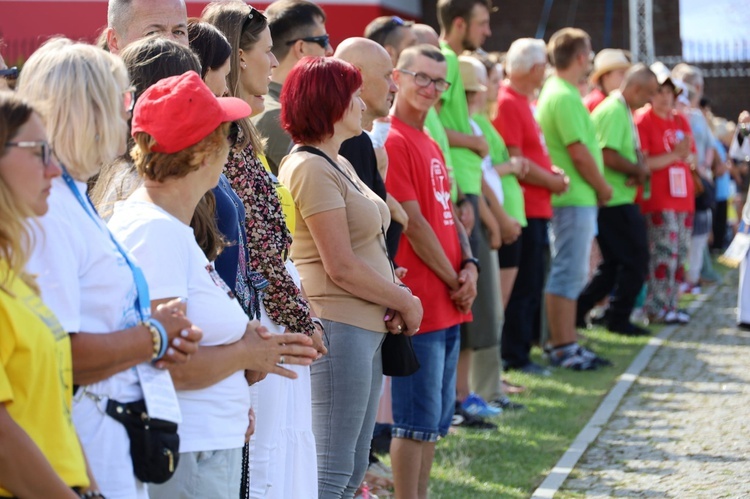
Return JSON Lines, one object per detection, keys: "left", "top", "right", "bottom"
{"left": 473, "top": 114, "right": 527, "bottom": 226}
{"left": 439, "top": 41, "right": 483, "bottom": 196}
{"left": 424, "top": 106, "right": 459, "bottom": 202}
{"left": 536, "top": 76, "right": 604, "bottom": 207}
{"left": 591, "top": 94, "right": 638, "bottom": 207}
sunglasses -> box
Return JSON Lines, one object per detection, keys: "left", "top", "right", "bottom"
{"left": 0, "top": 67, "right": 18, "bottom": 80}
{"left": 242, "top": 6, "right": 267, "bottom": 30}
{"left": 370, "top": 16, "right": 408, "bottom": 40}
{"left": 5, "top": 140, "right": 53, "bottom": 166}
{"left": 397, "top": 69, "right": 451, "bottom": 92}
{"left": 286, "top": 34, "right": 330, "bottom": 49}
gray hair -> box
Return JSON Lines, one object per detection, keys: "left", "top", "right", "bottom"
{"left": 107, "top": 0, "right": 133, "bottom": 33}
{"left": 671, "top": 62, "right": 703, "bottom": 88}
{"left": 506, "top": 38, "right": 547, "bottom": 77}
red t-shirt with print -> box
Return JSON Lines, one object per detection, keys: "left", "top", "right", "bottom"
{"left": 385, "top": 116, "right": 471, "bottom": 334}
{"left": 635, "top": 107, "right": 695, "bottom": 214}
{"left": 494, "top": 84, "right": 554, "bottom": 219}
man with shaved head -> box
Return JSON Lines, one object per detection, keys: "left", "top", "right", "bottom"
{"left": 412, "top": 23, "right": 440, "bottom": 46}
{"left": 576, "top": 64, "right": 658, "bottom": 336}
{"left": 336, "top": 37, "right": 408, "bottom": 259}
{"left": 106, "top": 0, "right": 188, "bottom": 54}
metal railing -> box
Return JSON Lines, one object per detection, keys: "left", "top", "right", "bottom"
{"left": 681, "top": 39, "right": 750, "bottom": 63}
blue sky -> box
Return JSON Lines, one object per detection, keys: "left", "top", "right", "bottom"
{"left": 680, "top": 0, "right": 750, "bottom": 42}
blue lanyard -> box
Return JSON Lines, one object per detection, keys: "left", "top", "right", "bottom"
{"left": 60, "top": 166, "right": 151, "bottom": 321}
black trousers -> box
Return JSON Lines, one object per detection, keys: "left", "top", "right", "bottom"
{"left": 577, "top": 203, "right": 649, "bottom": 328}
{"left": 501, "top": 218, "right": 548, "bottom": 368}
{"left": 712, "top": 200, "right": 728, "bottom": 250}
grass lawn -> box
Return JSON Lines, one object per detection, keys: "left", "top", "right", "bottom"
{"left": 378, "top": 327, "right": 655, "bottom": 499}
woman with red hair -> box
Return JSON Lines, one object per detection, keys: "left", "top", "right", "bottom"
{"left": 278, "top": 56, "right": 423, "bottom": 498}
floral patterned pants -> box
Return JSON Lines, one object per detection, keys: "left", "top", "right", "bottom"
{"left": 644, "top": 210, "right": 693, "bottom": 314}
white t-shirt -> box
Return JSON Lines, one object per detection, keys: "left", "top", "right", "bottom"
{"left": 471, "top": 118, "right": 504, "bottom": 205}
{"left": 108, "top": 199, "right": 250, "bottom": 453}
{"left": 26, "top": 176, "right": 147, "bottom": 499}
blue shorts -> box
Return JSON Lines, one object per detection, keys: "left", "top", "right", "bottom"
{"left": 390, "top": 325, "right": 461, "bottom": 442}
{"left": 545, "top": 206, "right": 597, "bottom": 300}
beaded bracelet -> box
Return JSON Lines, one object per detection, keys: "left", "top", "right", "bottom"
{"left": 143, "top": 318, "right": 169, "bottom": 360}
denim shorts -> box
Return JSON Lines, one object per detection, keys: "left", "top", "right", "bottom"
{"left": 546, "top": 206, "right": 597, "bottom": 300}
{"left": 390, "top": 325, "right": 461, "bottom": 442}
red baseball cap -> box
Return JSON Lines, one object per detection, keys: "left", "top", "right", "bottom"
{"left": 131, "top": 71, "right": 251, "bottom": 153}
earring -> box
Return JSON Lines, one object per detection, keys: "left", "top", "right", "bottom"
{"left": 242, "top": 63, "right": 247, "bottom": 69}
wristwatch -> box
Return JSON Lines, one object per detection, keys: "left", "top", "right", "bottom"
{"left": 461, "top": 257, "right": 481, "bottom": 274}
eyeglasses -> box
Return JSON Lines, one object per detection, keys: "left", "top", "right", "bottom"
{"left": 397, "top": 69, "right": 451, "bottom": 92}
{"left": 286, "top": 34, "right": 330, "bottom": 49}
{"left": 0, "top": 67, "right": 18, "bottom": 80}
{"left": 123, "top": 87, "right": 136, "bottom": 114}
{"left": 5, "top": 140, "right": 53, "bottom": 167}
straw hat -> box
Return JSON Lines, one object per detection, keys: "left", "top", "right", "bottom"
{"left": 458, "top": 55, "right": 487, "bottom": 92}
{"left": 649, "top": 61, "right": 682, "bottom": 94}
{"left": 590, "top": 49, "right": 631, "bottom": 83}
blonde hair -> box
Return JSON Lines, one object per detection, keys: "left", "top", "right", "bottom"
{"left": 0, "top": 91, "right": 39, "bottom": 293}
{"left": 17, "top": 38, "right": 130, "bottom": 181}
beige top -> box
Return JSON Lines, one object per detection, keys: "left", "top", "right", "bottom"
{"left": 279, "top": 150, "right": 392, "bottom": 332}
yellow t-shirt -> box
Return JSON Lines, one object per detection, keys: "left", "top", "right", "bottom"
{"left": 0, "top": 267, "right": 88, "bottom": 496}
{"left": 259, "top": 153, "right": 296, "bottom": 237}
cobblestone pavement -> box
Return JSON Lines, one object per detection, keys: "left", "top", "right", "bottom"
{"left": 560, "top": 272, "right": 750, "bottom": 498}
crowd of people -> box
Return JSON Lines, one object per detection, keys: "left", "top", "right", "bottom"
{"left": 1, "top": 0, "right": 748, "bottom": 498}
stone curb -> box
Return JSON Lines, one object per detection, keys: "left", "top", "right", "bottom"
{"left": 529, "top": 292, "right": 712, "bottom": 499}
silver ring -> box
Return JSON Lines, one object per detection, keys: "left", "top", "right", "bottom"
{"left": 414, "top": 328, "right": 420, "bottom": 334}
{"left": 397, "top": 325, "right": 403, "bottom": 332}
{"left": 279, "top": 356, "right": 285, "bottom": 365}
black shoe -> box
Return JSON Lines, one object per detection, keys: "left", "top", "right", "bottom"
{"left": 738, "top": 323, "right": 750, "bottom": 331}
{"left": 452, "top": 402, "right": 497, "bottom": 430}
{"left": 489, "top": 396, "right": 526, "bottom": 411}
{"left": 506, "top": 362, "right": 551, "bottom": 377}
{"left": 608, "top": 322, "right": 651, "bottom": 336}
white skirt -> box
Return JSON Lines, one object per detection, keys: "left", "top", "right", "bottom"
{"left": 246, "top": 260, "right": 317, "bottom": 499}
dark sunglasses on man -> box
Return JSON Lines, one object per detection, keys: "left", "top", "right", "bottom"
{"left": 286, "top": 34, "right": 330, "bottom": 49}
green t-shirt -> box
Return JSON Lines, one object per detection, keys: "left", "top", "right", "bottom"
{"left": 591, "top": 94, "right": 638, "bottom": 207}
{"left": 424, "top": 106, "right": 459, "bottom": 202}
{"left": 438, "top": 41, "right": 483, "bottom": 196}
{"left": 536, "top": 76, "right": 604, "bottom": 207}
{"left": 473, "top": 114, "right": 527, "bottom": 226}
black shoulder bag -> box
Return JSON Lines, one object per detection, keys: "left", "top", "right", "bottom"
{"left": 61, "top": 166, "right": 179, "bottom": 484}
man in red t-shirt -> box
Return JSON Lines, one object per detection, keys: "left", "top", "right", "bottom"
{"left": 492, "top": 37, "right": 568, "bottom": 375}
{"left": 385, "top": 44, "right": 476, "bottom": 499}
{"left": 635, "top": 66, "right": 696, "bottom": 324}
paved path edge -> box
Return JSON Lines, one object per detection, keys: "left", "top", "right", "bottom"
{"left": 529, "top": 293, "right": 712, "bottom": 499}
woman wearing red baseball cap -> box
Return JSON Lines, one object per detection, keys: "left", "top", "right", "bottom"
{"left": 108, "top": 70, "right": 319, "bottom": 499}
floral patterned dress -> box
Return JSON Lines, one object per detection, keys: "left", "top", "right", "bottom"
{"left": 223, "top": 126, "right": 315, "bottom": 336}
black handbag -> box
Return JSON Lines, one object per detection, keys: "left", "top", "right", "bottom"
{"left": 381, "top": 332, "right": 420, "bottom": 377}
{"left": 105, "top": 399, "right": 180, "bottom": 484}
